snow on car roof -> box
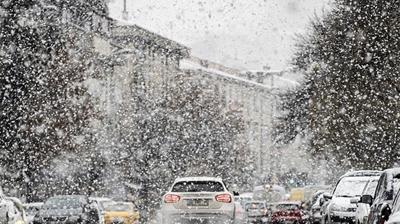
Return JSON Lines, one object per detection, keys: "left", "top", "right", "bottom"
{"left": 89, "top": 197, "right": 112, "bottom": 202}
{"left": 174, "top": 176, "right": 223, "bottom": 182}
{"left": 276, "top": 201, "right": 302, "bottom": 205}
{"left": 23, "top": 202, "right": 44, "bottom": 207}
{"left": 341, "top": 170, "right": 382, "bottom": 179}
{"left": 384, "top": 168, "right": 400, "bottom": 177}
{"left": 239, "top": 192, "right": 254, "bottom": 198}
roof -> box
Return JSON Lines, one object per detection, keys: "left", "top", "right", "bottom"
{"left": 23, "top": 202, "right": 44, "bottom": 207}
{"left": 276, "top": 201, "right": 302, "bottom": 205}
{"left": 181, "top": 58, "right": 272, "bottom": 91}
{"left": 112, "top": 22, "right": 190, "bottom": 56}
{"left": 174, "top": 176, "right": 223, "bottom": 183}
{"left": 239, "top": 192, "right": 254, "bottom": 198}
{"left": 89, "top": 197, "right": 112, "bottom": 202}
{"left": 383, "top": 168, "right": 400, "bottom": 177}
{"left": 340, "top": 170, "right": 382, "bottom": 179}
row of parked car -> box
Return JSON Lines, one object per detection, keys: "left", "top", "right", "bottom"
{"left": 309, "top": 168, "right": 400, "bottom": 224}
{"left": 0, "top": 192, "right": 140, "bottom": 224}
{"left": 158, "top": 168, "right": 400, "bottom": 224}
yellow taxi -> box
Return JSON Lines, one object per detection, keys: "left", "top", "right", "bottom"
{"left": 104, "top": 202, "right": 140, "bottom": 224}
{"left": 289, "top": 188, "right": 305, "bottom": 201}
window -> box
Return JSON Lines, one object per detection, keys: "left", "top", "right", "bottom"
{"left": 333, "top": 177, "right": 369, "bottom": 197}
{"left": 171, "top": 181, "right": 225, "bottom": 192}
{"left": 275, "top": 204, "right": 300, "bottom": 211}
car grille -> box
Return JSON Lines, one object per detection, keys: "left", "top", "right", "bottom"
{"left": 43, "top": 216, "right": 68, "bottom": 222}
{"left": 347, "top": 208, "right": 357, "bottom": 212}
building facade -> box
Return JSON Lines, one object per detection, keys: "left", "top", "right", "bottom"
{"left": 180, "top": 57, "right": 279, "bottom": 178}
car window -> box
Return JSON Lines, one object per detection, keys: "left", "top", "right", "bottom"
{"left": 393, "top": 176, "right": 400, "bottom": 195}
{"left": 311, "top": 192, "right": 324, "bottom": 206}
{"left": 246, "top": 202, "right": 266, "bottom": 210}
{"left": 333, "top": 177, "right": 369, "bottom": 197}
{"left": 392, "top": 190, "right": 400, "bottom": 213}
{"left": 253, "top": 189, "right": 284, "bottom": 203}
{"left": 275, "top": 204, "right": 300, "bottom": 211}
{"left": 171, "top": 181, "right": 225, "bottom": 192}
{"left": 363, "top": 180, "right": 378, "bottom": 196}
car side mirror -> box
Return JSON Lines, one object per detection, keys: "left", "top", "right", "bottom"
{"left": 233, "top": 191, "right": 240, "bottom": 196}
{"left": 360, "top": 195, "right": 373, "bottom": 206}
{"left": 323, "top": 193, "right": 333, "bottom": 200}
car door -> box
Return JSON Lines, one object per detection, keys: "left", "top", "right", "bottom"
{"left": 369, "top": 173, "right": 386, "bottom": 224}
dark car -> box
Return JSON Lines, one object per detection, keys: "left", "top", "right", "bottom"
{"left": 365, "top": 168, "right": 400, "bottom": 224}
{"left": 271, "top": 201, "right": 309, "bottom": 224}
{"left": 33, "top": 195, "right": 99, "bottom": 224}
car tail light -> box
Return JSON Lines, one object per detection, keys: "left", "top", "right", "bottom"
{"left": 164, "top": 194, "right": 180, "bottom": 203}
{"left": 215, "top": 194, "right": 232, "bottom": 203}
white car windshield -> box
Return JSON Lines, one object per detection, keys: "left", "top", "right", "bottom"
{"left": 333, "top": 177, "right": 369, "bottom": 197}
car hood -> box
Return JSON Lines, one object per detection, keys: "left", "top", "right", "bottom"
{"left": 39, "top": 208, "right": 83, "bottom": 217}
{"left": 330, "top": 196, "right": 357, "bottom": 209}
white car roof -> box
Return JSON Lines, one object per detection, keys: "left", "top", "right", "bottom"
{"left": 23, "top": 202, "right": 44, "bottom": 207}
{"left": 341, "top": 170, "right": 382, "bottom": 179}
{"left": 384, "top": 168, "right": 400, "bottom": 177}
{"left": 277, "top": 201, "right": 302, "bottom": 205}
{"left": 239, "top": 192, "right": 254, "bottom": 198}
{"left": 174, "top": 176, "right": 223, "bottom": 182}
{"left": 89, "top": 197, "right": 112, "bottom": 202}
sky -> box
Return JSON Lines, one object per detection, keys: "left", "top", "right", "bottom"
{"left": 108, "top": 0, "right": 332, "bottom": 70}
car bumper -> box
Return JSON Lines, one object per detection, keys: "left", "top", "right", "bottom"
{"left": 271, "top": 217, "right": 306, "bottom": 224}
{"left": 330, "top": 212, "right": 356, "bottom": 223}
{"left": 162, "top": 210, "right": 234, "bottom": 223}
{"left": 164, "top": 214, "right": 233, "bottom": 223}
{"left": 247, "top": 216, "right": 269, "bottom": 223}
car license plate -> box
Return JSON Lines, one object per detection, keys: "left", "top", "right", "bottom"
{"left": 187, "top": 199, "right": 209, "bottom": 206}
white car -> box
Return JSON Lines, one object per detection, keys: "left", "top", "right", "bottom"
{"left": 321, "top": 170, "right": 381, "bottom": 224}
{"left": 351, "top": 178, "right": 379, "bottom": 224}
{"left": 160, "top": 177, "right": 236, "bottom": 224}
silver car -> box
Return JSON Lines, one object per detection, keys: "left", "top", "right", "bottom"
{"left": 160, "top": 177, "right": 236, "bottom": 224}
